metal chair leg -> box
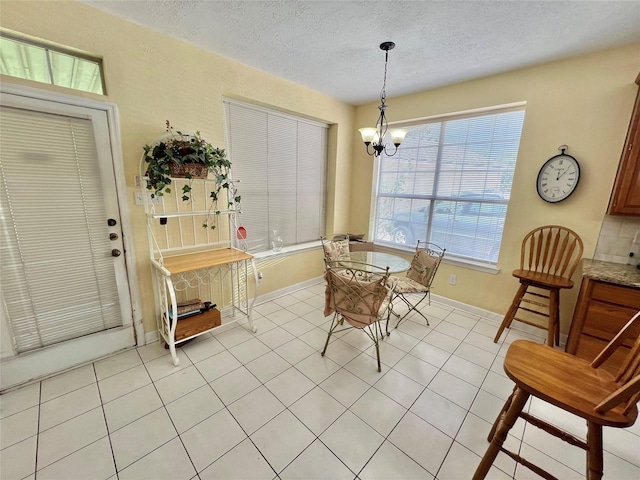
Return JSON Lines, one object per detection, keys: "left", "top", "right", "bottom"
{"left": 394, "top": 291, "right": 430, "bottom": 328}
{"left": 321, "top": 315, "right": 339, "bottom": 356}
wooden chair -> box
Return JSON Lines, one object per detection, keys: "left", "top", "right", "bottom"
{"left": 473, "top": 311, "right": 640, "bottom": 480}
{"left": 494, "top": 225, "right": 583, "bottom": 345}
{"left": 387, "top": 241, "right": 445, "bottom": 331}
{"left": 322, "top": 260, "right": 394, "bottom": 372}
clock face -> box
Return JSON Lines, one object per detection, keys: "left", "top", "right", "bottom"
{"left": 536, "top": 154, "right": 580, "bottom": 203}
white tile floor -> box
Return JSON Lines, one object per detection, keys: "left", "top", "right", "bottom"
{"left": 1, "top": 283, "right": 639, "bottom": 480}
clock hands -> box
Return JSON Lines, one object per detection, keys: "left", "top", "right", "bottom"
{"left": 556, "top": 168, "right": 569, "bottom": 182}
{"left": 557, "top": 167, "right": 572, "bottom": 181}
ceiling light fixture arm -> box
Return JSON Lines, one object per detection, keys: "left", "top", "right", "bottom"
{"left": 359, "top": 41, "right": 407, "bottom": 158}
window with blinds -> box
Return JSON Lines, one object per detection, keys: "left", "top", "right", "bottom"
{"left": 0, "top": 107, "right": 122, "bottom": 353}
{"left": 373, "top": 106, "right": 525, "bottom": 264}
{"left": 0, "top": 34, "right": 105, "bottom": 95}
{"left": 224, "top": 100, "right": 328, "bottom": 253}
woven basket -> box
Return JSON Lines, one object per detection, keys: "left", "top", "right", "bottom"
{"left": 170, "top": 163, "right": 209, "bottom": 179}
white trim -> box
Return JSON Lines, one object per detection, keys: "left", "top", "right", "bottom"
{"left": 373, "top": 244, "right": 500, "bottom": 274}
{"left": 388, "top": 101, "right": 527, "bottom": 128}
{"left": 222, "top": 97, "right": 329, "bottom": 129}
{"left": 0, "top": 327, "right": 134, "bottom": 391}
{"left": 0, "top": 82, "right": 144, "bottom": 346}
{"left": 431, "top": 293, "right": 566, "bottom": 346}
{"left": 250, "top": 240, "right": 321, "bottom": 260}
{"left": 440, "top": 256, "right": 500, "bottom": 274}
{"left": 254, "top": 276, "right": 325, "bottom": 304}
{"left": 145, "top": 329, "right": 159, "bottom": 345}
{"left": 430, "top": 293, "right": 503, "bottom": 323}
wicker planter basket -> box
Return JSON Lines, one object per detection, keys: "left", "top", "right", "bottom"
{"left": 170, "top": 163, "right": 209, "bottom": 179}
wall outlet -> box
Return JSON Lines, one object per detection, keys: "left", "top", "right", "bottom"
{"left": 449, "top": 274, "right": 457, "bottom": 285}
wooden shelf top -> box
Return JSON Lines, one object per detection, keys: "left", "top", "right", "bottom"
{"left": 161, "top": 248, "right": 253, "bottom": 274}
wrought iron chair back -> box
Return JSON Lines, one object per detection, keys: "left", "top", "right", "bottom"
{"left": 388, "top": 241, "right": 445, "bottom": 330}
{"left": 322, "top": 259, "right": 393, "bottom": 371}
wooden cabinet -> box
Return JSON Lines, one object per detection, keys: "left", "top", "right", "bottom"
{"left": 608, "top": 73, "right": 640, "bottom": 215}
{"left": 566, "top": 276, "right": 640, "bottom": 374}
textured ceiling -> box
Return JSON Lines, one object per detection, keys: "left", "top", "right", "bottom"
{"left": 82, "top": 0, "right": 640, "bottom": 105}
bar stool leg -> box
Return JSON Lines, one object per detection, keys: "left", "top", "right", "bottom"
{"left": 494, "top": 282, "right": 528, "bottom": 343}
{"left": 586, "top": 422, "right": 604, "bottom": 480}
{"left": 473, "top": 387, "right": 530, "bottom": 480}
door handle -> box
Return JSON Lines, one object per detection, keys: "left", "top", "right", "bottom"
{"left": 111, "top": 249, "right": 121, "bottom": 257}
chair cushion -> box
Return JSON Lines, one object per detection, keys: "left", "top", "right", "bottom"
{"left": 406, "top": 250, "right": 438, "bottom": 286}
{"left": 323, "top": 239, "right": 350, "bottom": 261}
{"left": 389, "top": 275, "right": 429, "bottom": 294}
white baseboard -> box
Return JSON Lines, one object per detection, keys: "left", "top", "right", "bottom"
{"left": 143, "top": 276, "right": 567, "bottom": 347}
{"left": 141, "top": 278, "right": 327, "bottom": 346}
{"left": 431, "top": 293, "right": 503, "bottom": 323}
{"left": 255, "top": 276, "right": 325, "bottom": 304}
{"left": 431, "top": 293, "right": 568, "bottom": 346}
{"left": 144, "top": 330, "right": 159, "bottom": 344}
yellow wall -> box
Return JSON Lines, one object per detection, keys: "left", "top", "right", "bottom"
{"left": 0, "top": 1, "right": 354, "bottom": 335}
{"left": 2, "top": 1, "right": 639, "bottom": 338}
{"left": 352, "top": 43, "right": 640, "bottom": 333}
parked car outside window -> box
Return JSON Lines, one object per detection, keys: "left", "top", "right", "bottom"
{"left": 376, "top": 194, "right": 507, "bottom": 263}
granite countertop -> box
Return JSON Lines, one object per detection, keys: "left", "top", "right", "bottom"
{"left": 581, "top": 259, "right": 640, "bottom": 289}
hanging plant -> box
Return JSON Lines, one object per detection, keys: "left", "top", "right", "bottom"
{"left": 142, "top": 121, "right": 241, "bottom": 229}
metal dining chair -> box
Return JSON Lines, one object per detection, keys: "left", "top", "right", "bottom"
{"left": 473, "top": 311, "right": 640, "bottom": 480}
{"left": 322, "top": 260, "right": 395, "bottom": 372}
{"left": 320, "top": 236, "right": 350, "bottom": 262}
{"left": 387, "top": 241, "right": 445, "bottom": 331}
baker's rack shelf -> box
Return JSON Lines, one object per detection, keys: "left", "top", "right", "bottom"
{"left": 140, "top": 141, "right": 259, "bottom": 366}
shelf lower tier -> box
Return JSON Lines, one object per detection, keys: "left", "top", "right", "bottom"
{"left": 174, "top": 308, "right": 221, "bottom": 341}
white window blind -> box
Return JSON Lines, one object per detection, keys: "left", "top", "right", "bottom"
{"left": 373, "top": 106, "right": 525, "bottom": 264}
{"left": 224, "top": 100, "right": 328, "bottom": 253}
{"left": 0, "top": 107, "right": 122, "bottom": 353}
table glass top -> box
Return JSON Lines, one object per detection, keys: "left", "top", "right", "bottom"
{"left": 337, "top": 251, "right": 410, "bottom": 274}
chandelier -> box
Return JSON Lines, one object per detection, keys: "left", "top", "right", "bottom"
{"left": 359, "top": 41, "right": 407, "bottom": 157}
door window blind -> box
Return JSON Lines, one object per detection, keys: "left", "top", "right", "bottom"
{"left": 1, "top": 107, "right": 122, "bottom": 352}
{"left": 224, "top": 100, "right": 328, "bottom": 253}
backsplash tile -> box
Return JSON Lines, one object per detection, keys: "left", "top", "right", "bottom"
{"left": 594, "top": 215, "right": 640, "bottom": 266}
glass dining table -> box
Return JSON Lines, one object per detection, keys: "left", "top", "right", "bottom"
{"left": 336, "top": 251, "right": 410, "bottom": 274}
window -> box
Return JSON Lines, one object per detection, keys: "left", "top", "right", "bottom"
{"left": 373, "top": 105, "right": 525, "bottom": 264}
{"left": 0, "top": 34, "right": 105, "bottom": 95}
{"left": 224, "top": 100, "right": 328, "bottom": 253}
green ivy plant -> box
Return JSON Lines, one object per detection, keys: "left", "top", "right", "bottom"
{"left": 142, "top": 121, "right": 241, "bottom": 229}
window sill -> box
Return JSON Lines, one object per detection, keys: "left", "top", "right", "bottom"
{"left": 375, "top": 244, "right": 500, "bottom": 275}
{"left": 250, "top": 240, "right": 321, "bottom": 260}
{"left": 441, "top": 255, "right": 500, "bottom": 274}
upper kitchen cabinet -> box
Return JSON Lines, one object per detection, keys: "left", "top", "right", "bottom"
{"left": 608, "top": 73, "right": 640, "bottom": 215}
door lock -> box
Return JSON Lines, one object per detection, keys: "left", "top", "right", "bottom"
{"left": 111, "top": 249, "right": 121, "bottom": 257}
{"left": 109, "top": 233, "right": 119, "bottom": 241}
{"left": 108, "top": 219, "right": 117, "bottom": 226}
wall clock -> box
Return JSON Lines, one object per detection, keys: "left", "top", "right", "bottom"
{"left": 536, "top": 145, "right": 580, "bottom": 203}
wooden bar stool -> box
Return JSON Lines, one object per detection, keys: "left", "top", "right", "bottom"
{"left": 494, "top": 225, "right": 583, "bottom": 345}
{"left": 474, "top": 311, "right": 640, "bottom": 480}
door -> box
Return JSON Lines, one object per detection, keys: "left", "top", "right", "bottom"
{"left": 0, "top": 91, "right": 136, "bottom": 390}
